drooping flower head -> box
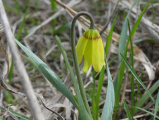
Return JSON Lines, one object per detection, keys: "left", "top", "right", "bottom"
{"left": 76, "top": 29, "right": 105, "bottom": 73}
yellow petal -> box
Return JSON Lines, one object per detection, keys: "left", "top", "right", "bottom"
{"left": 92, "top": 30, "right": 105, "bottom": 72}
{"left": 76, "top": 29, "right": 105, "bottom": 73}
{"left": 76, "top": 30, "right": 90, "bottom": 64}
{"left": 82, "top": 30, "right": 93, "bottom": 73}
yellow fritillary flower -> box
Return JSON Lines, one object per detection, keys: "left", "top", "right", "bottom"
{"left": 76, "top": 29, "right": 105, "bottom": 73}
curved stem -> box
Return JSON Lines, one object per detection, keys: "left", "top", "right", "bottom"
{"left": 71, "top": 11, "right": 94, "bottom": 116}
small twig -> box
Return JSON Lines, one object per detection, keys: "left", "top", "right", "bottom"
{"left": 36, "top": 94, "right": 65, "bottom": 120}
{"left": 0, "top": 1, "right": 45, "bottom": 120}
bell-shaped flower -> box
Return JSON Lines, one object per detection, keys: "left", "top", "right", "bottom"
{"left": 76, "top": 29, "right": 105, "bottom": 73}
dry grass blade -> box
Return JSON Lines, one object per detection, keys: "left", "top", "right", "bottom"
{"left": 54, "top": 0, "right": 155, "bottom": 80}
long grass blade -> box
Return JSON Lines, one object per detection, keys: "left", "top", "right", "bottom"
{"left": 114, "top": 2, "right": 140, "bottom": 114}
{"left": 130, "top": 1, "right": 150, "bottom": 37}
{"left": 118, "top": 17, "right": 128, "bottom": 62}
{"left": 134, "top": 80, "right": 159, "bottom": 114}
{"left": 10, "top": 110, "right": 33, "bottom": 120}
{"left": 114, "top": 105, "right": 159, "bottom": 119}
{"left": 120, "top": 53, "right": 155, "bottom": 103}
{"left": 129, "top": 106, "right": 159, "bottom": 119}
{"left": 113, "top": 26, "right": 130, "bottom": 119}
{"left": 96, "top": 67, "right": 104, "bottom": 119}
{"left": 92, "top": 70, "right": 97, "bottom": 120}
{"left": 15, "top": 38, "right": 78, "bottom": 109}
{"left": 8, "top": 59, "right": 14, "bottom": 85}
{"left": 105, "top": 12, "right": 118, "bottom": 58}
{"left": 118, "top": 0, "right": 139, "bottom": 62}
{"left": 127, "top": 18, "right": 135, "bottom": 113}
{"left": 16, "top": 9, "right": 28, "bottom": 40}
{"left": 113, "top": 16, "right": 137, "bottom": 119}
{"left": 123, "top": 99, "right": 132, "bottom": 120}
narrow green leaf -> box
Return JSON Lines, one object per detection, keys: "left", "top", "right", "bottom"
{"left": 118, "top": 18, "right": 128, "bottom": 62}
{"left": 15, "top": 39, "right": 78, "bottom": 109}
{"left": 114, "top": 22, "right": 130, "bottom": 119}
{"left": 9, "top": 110, "right": 32, "bottom": 120}
{"left": 134, "top": 39, "right": 155, "bottom": 44}
{"left": 50, "top": 0, "right": 57, "bottom": 10}
{"left": 92, "top": 95, "right": 97, "bottom": 120}
{"left": 16, "top": 9, "right": 28, "bottom": 40}
{"left": 92, "top": 70, "right": 97, "bottom": 120}
{"left": 130, "top": 1, "right": 150, "bottom": 37}
{"left": 4, "top": 5, "right": 19, "bottom": 14}
{"left": 114, "top": 2, "right": 140, "bottom": 113}
{"left": 105, "top": 12, "right": 118, "bottom": 58}
{"left": 96, "top": 67, "right": 104, "bottom": 119}
{"left": 127, "top": 18, "right": 135, "bottom": 113}
{"left": 3, "top": 117, "right": 6, "bottom": 120}
{"left": 129, "top": 106, "right": 159, "bottom": 119}
{"left": 120, "top": 53, "right": 155, "bottom": 103}
{"left": 154, "top": 90, "right": 159, "bottom": 120}
{"left": 50, "top": 0, "right": 57, "bottom": 32}
{"left": 14, "top": 0, "right": 21, "bottom": 16}
{"left": 123, "top": 99, "right": 132, "bottom": 120}
{"left": 101, "top": 64, "right": 115, "bottom": 120}
{"left": 8, "top": 59, "right": 14, "bottom": 85}
{"left": 116, "top": 1, "right": 150, "bottom": 116}
{"left": 115, "top": 105, "right": 159, "bottom": 119}
{"left": 134, "top": 80, "right": 159, "bottom": 114}
{"left": 113, "top": 30, "right": 130, "bottom": 119}
{"left": 3, "top": 89, "right": 13, "bottom": 103}
{"left": 118, "top": 0, "right": 139, "bottom": 62}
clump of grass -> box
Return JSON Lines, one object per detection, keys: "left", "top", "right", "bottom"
{"left": 2, "top": 0, "right": 159, "bottom": 120}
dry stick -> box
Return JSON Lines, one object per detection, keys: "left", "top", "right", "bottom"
{"left": 0, "top": 1, "right": 45, "bottom": 120}
{"left": 36, "top": 94, "right": 65, "bottom": 120}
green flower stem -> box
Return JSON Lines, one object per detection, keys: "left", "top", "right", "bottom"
{"left": 71, "top": 12, "right": 94, "bottom": 115}
{"left": 55, "top": 36, "right": 92, "bottom": 119}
